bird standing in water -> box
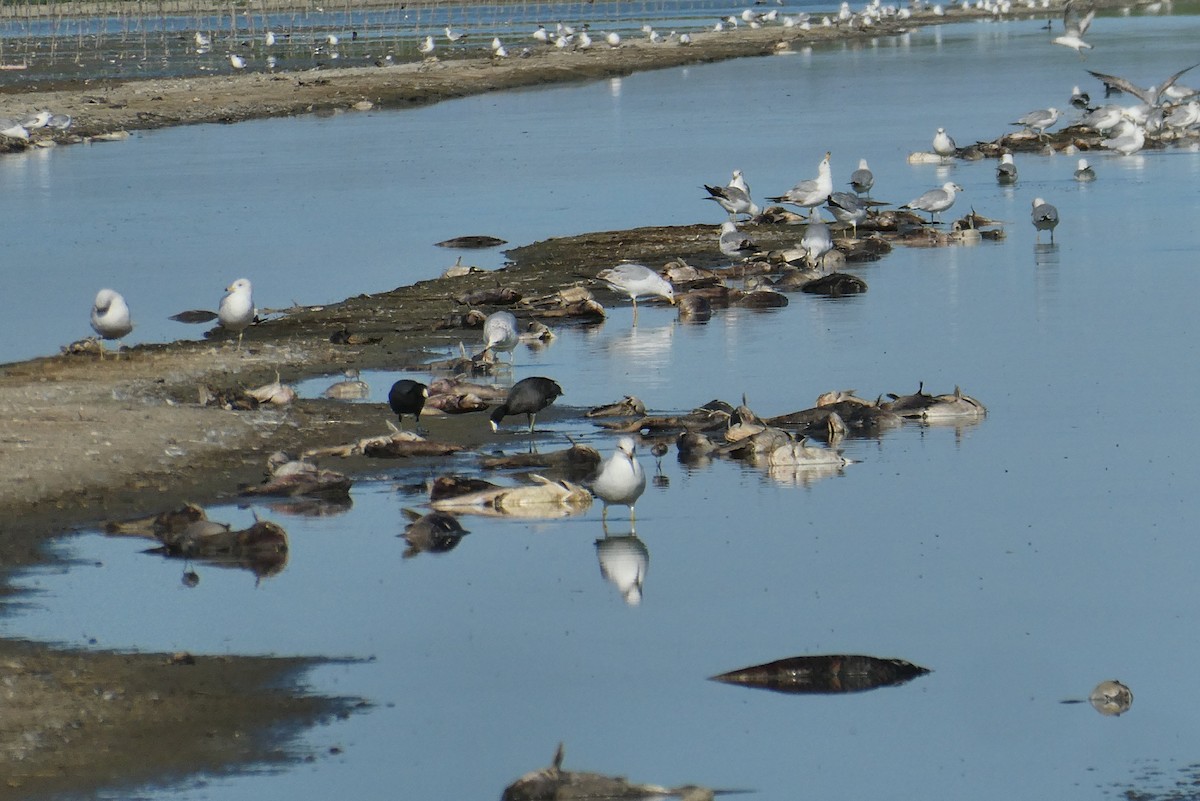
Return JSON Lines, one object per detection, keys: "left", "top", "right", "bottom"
{"left": 489, "top": 377, "right": 563, "bottom": 433}
{"left": 592, "top": 436, "right": 647, "bottom": 525}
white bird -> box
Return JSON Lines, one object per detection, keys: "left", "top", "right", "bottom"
{"left": 903, "top": 182, "right": 962, "bottom": 223}
{"left": 1102, "top": 118, "right": 1145, "bottom": 155}
{"left": 1074, "top": 157, "right": 1096, "bottom": 181}
{"left": 444, "top": 26, "right": 466, "bottom": 43}
{"left": 849, "top": 158, "right": 874, "bottom": 197}
{"left": 592, "top": 437, "right": 647, "bottom": 524}
{"left": 0, "top": 118, "right": 29, "bottom": 140}
{"left": 577, "top": 30, "right": 592, "bottom": 48}
{"left": 597, "top": 263, "right": 675, "bottom": 317}
{"left": 218, "top": 278, "right": 255, "bottom": 350}
{"left": 605, "top": 31, "right": 621, "bottom": 47}
{"left": 800, "top": 215, "right": 833, "bottom": 268}
{"left": 718, "top": 220, "right": 758, "bottom": 260}
{"left": 1080, "top": 104, "right": 1123, "bottom": 131}
{"left": 1031, "top": 197, "right": 1059, "bottom": 243}
{"left": 1087, "top": 63, "right": 1200, "bottom": 109}
{"left": 596, "top": 535, "right": 648, "bottom": 606}
{"left": 90, "top": 288, "right": 133, "bottom": 356}
{"left": 265, "top": 31, "right": 276, "bottom": 46}
{"left": 418, "top": 35, "right": 435, "bottom": 56}
{"left": 19, "top": 110, "right": 50, "bottom": 129}
{"left": 825, "top": 192, "right": 869, "bottom": 238}
{"left": 229, "top": 53, "right": 246, "bottom": 69}
{"left": 532, "top": 25, "right": 549, "bottom": 42}
{"left": 1052, "top": 1, "right": 1094, "bottom": 56}
{"left": 996, "top": 152, "right": 1018, "bottom": 184}
{"left": 729, "top": 169, "right": 749, "bottom": 195}
{"left": 482, "top": 311, "right": 520, "bottom": 363}
{"left": 194, "top": 31, "right": 211, "bottom": 49}
{"left": 767, "top": 151, "right": 833, "bottom": 216}
{"left": 1013, "top": 107, "right": 1059, "bottom": 137}
{"left": 932, "top": 127, "right": 957, "bottom": 158}
{"left": 704, "top": 181, "right": 759, "bottom": 219}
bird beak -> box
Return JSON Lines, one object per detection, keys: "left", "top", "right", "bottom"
{"left": 489, "top": 420, "right": 499, "bottom": 433}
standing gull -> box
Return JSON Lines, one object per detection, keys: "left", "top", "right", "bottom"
{"left": 767, "top": 151, "right": 833, "bottom": 217}
{"left": 597, "top": 263, "right": 675, "bottom": 314}
{"left": 718, "top": 220, "right": 759, "bottom": 260}
{"left": 90, "top": 288, "right": 133, "bottom": 357}
{"left": 932, "top": 127, "right": 957, "bottom": 159}
{"left": 592, "top": 437, "right": 647, "bottom": 525}
{"left": 704, "top": 181, "right": 759, "bottom": 220}
{"left": 800, "top": 215, "right": 833, "bottom": 269}
{"left": 826, "top": 192, "right": 869, "bottom": 238}
{"left": 482, "top": 311, "right": 520, "bottom": 364}
{"left": 1101, "top": 118, "right": 1145, "bottom": 155}
{"left": 1031, "top": 197, "right": 1059, "bottom": 243}
{"left": 849, "top": 158, "right": 874, "bottom": 197}
{"left": 1052, "top": 2, "right": 1094, "bottom": 57}
{"left": 1012, "top": 107, "right": 1060, "bottom": 138}
{"left": 903, "top": 182, "right": 962, "bottom": 223}
{"left": 489, "top": 376, "right": 563, "bottom": 433}
{"left": 218, "top": 278, "right": 255, "bottom": 350}
{"left": 995, "top": 152, "right": 1018, "bottom": 185}
{"left": 1074, "top": 158, "right": 1097, "bottom": 181}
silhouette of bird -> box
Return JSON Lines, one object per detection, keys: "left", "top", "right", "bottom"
{"left": 489, "top": 377, "right": 563, "bottom": 433}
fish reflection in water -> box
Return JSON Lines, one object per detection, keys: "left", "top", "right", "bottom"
{"left": 430, "top": 475, "right": 592, "bottom": 518}
{"left": 400, "top": 509, "right": 469, "bottom": 559}
{"left": 503, "top": 743, "right": 722, "bottom": 801}
{"left": 1061, "top": 679, "right": 1134, "bottom": 717}
{"left": 595, "top": 533, "right": 648, "bottom": 606}
{"left": 711, "top": 654, "right": 931, "bottom": 695}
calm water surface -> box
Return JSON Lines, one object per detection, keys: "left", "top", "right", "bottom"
{"left": 5, "top": 10, "right": 1200, "bottom": 801}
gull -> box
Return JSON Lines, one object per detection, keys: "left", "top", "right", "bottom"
{"left": 597, "top": 263, "right": 675, "bottom": 315}
{"left": 532, "top": 25, "right": 549, "bottom": 42}
{"left": 1070, "top": 85, "right": 1091, "bottom": 110}
{"left": 578, "top": 30, "right": 593, "bottom": 48}
{"left": 767, "top": 151, "right": 833, "bottom": 216}
{"left": 592, "top": 437, "right": 647, "bottom": 525}
{"left": 1012, "top": 107, "right": 1059, "bottom": 138}
{"left": 729, "top": 169, "right": 749, "bottom": 194}
{"left": 1074, "top": 157, "right": 1096, "bottom": 181}
{"left": 718, "top": 220, "right": 759, "bottom": 260}
{"left": 1165, "top": 100, "right": 1200, "bottom": 133}
{"left": 194, "top": 31, "right": 211, "bottom": 49}
{"left": 19, "top": 110, "right": 50, "bottom": 129}
{"left": 703, "top": 181, "right": 759, "bottom": 219}
{"left": 1031, "top": 197, "right": 1059, "bottom": 243}
{"left": 228, "top": 53, "right": 246, "bottom": 69}
{"left": 1101, "top": 118, "right": 1144, "bottom": 155}
{"left": 903, "top": 182, "right": 962, "bottom": 223}
{"left": 800, "top": 215, "right": 833, "bottom": 269}
{"left": 47, "top": 113, "right": 72, "bottom": 130}
{"left": 605, "top": 31, "right": 621, "bottom": 47}
{"left": 482, "top": 311, "right": 520, "bottom": 363}
{"left": 0, "top": 118, "right": 29, "bottom": 140}
{"left": 418, "top": 35, "right": 435, "bottom": 56}
{"left": 996, "top": 152, "right": 1018, "bottom": 184}
{"left": 1052, "top": 1, "right": 1094, "bottom": 56}
{"left": 1087, "top": 63, "right": 1200, "bottom": 108}
{"left": 444, "top": 26, "right": 466, "bottom": 43}
{"left": 825, "top": 191, "right": 869, "bottom": 237}
{"left": 849, "top": 158, "right": 874, "bottom": 197}
{"left": 90, "top": 288, "right": 133, "bottom": 357}
{"left": 489, "top": 376, "right": 563, "bottom": 433}
{"left": 388, "top": 379, "right": 429, "bottom": 430}
{"left": 265, "top": 31, "right": 276, "bottom": 46}
{"left": 218, "top": 278, "right": 255, "bottom": 350}
{"left": 1080, "top": 103, "right": 1123, "bottom": 131}
{"left": 932, "top": 127, "right": 957, "bottom": 158}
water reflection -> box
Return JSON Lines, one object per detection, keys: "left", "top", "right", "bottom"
{"left": 400, "top": 509, "right": 469, "bottom": 559}
{"left": 595, "top": 533, "right": 649, "bottom": 606}
{"left": 710, "top": 654, "right": 932, "bottom": 695}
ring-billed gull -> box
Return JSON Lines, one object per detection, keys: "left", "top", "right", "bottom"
{"left": 704, "top": 181, "right": 759, "bottom": 219}
{"left": 767, "top": 151, "right": 832, "bottom": 216}
{"left": 482, "top": 310, "right": 520, "bottom": 363}
{"left": 825, "top": 192, "right": 869, "bottom": 237}
{"left": 229, "top": 53, "right": 246, "bottom": 69}
{"left": 388, "top": 379, "right": 429, "bottom": 429}
{"left": 1087, "top": 63, "right": 1200, "bottom": 108}
{"left": 849, "top": 158, "right": 874, "bottom": 197}
{"left": 1070, "top": 85, "right": 1091, "bottom": 110}
{"left": 1052, "top": 2, "right": 1094, "bottom": 57}
{"left": 90, "top": 288, "right": 133, "bottom": 357}
{"left": 489, "top": 376, "right": 563, "bottom": 433}
{"left": 592, "top": 437, "right": 647, "bottom": 524}
{"left": 1080, "top": 104, "right": 1123, "bottom": 131}
{"left": 218, "top": 278, "right": 255, "bottom": 350}
{"left": 801, "top": 214, "right": 833, "bottom": 268}
{"left": 597, "top": 263, "right": 675, "bottom": 312}
{"left": 1012, "top": 107, "right": 1060, "bottom": 138}
{"left": 718, "top": 220, "right": 759, "bottom": 260}
{"left": 903, "top": 182, "right": 962, "bottom": 223}
{"left": 1031, "top": 198, "right": 1059, "bottom": 243}
{"left": 995, "top": 152, "right": 1018, "bottom": 184}
{"left": 1074, "top": 158, "right": 1096, "bottom": 181}
{"left": 418, "top": 36, "right": 435, "bottom": 56}
{"left": 1101, "top": 118, "right": 1144, "bottom": 155}
{"left": 932, "top": 127, "right": 956, "bottom": 158}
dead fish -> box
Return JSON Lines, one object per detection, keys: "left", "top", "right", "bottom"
{"left": 732, "top": 287, "right": 789, "bottom": 308}
{"left": 502, "top": 744, "right": 720, "bottom": 801}
{"left": 155, "top": 518, "right": 289, "bottom": 579}
{"left": 429, "top": 377, "right": 509, "bottom": 403}
{"left": 246, "top": 373, "right": 296, "bottom": 405}
{"left": 169, "top": 309, "right": 220, "bottom": 324}
{"left": 329, "top": 326, "right": 382, "bottom": 346}
{"left": 435, "top": 234, "right": 507, "bottom": 249}
{"left": 677, "top": 293, "right": 712, "bottom": 321}
{"left": 585, "top": 396, "right": 647, "bottom": 418}
{"left": 800, "top": 272, "right": 868, "bottom": 296}
{"left": 429, "top": 475, "right": 499, "bottom": 501}
{"left": 425, "top": 392, "right": 489, "bottom": 414}
{"left": 885, "top": 383, "right": 986, "bottom": 420}
{"left": 479, "top": 443, "right": 602, "bottom": 474}
{"left": 322, "top": 369, "right": 369, "bottom": 400}
{"left": 198, "top": 384, "right": 259, "bottom": 410}
{"left": 104, "top": 502, "right": 208, "bottom": 539}
{"left": 519, "top": 321, "right": 556, "bottom": 344}
{"left": 1089, "top": 679, "right": 1134, "bottom": 716}
{"left": 455, "top": 286, "right": 522, "bottom": 306}
{"left": 431, "top": 475, "right": 592, "bottom": 517}
{"left": 711, "top": 654, "right": 931, "bottom": 695}
{"left": 240, "top": 457, "right": 352, "bottom": 499}
{"left": 765, "top": 437, "right": 851, "bottom": 467}
{"left": 400, "top": 509, "right": 469, "bottom": 558}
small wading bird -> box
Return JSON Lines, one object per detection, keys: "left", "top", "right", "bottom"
{"left": 592, "top": 437, "right": 647, "bottom": 525}
{"left": 1031, "top": 197, "right": 1059, "bottom": 243}
{"left": 489, "top": 377, "right": 563, "bottom": 434}
{"left": 388, "top": 379, "right": 429, "bottom": 430}
{"left": 218, "top": 278, "right": 254, "bottom": 350}
{"left": 90, "top": 288, "right": 133, "bottom": 358}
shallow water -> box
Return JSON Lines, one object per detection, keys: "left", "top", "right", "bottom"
{"left": 6, "top": 9, "right": 1200, "bottom": 801}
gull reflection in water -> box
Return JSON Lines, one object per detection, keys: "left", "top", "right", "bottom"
{"left": 596, "top": 532, "right": 649, "bottom": 606}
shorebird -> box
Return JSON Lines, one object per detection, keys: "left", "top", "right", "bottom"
{"left": 903, "top": 182, "right": 962, "bottom": 223}
{"left": 229, "top": 53, "right": 246, "bottom": 69}
{"left": 1052, "top": 1, "right": 1094, "bottom": 57}
{"left": 592, "top": 437, "right": 647, "bottom": 524}
{"left": 90, "top": 288, "right": 133, "bottom": 357}
{"left": 1031, "top": 197, "right": 1059, "bottom": 243}
{"left": 218, "top": 278, "right": 254, "bottom": 350}
{"left": 489, "top": 377, "right": 563, "bottom": 433}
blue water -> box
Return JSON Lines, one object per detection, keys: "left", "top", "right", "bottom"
{"left": 5, "top": 10, "right": 1200, "bottom": 801}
